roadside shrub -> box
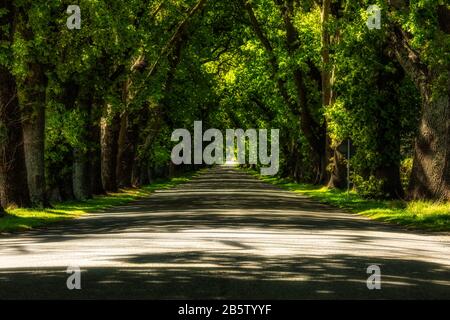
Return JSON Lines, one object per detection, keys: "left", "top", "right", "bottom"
{"left": 400, "top": 158, "right": 413, "bottom": 191}
{"left": 353, "top": 175, "right": 386, "bottom": 199}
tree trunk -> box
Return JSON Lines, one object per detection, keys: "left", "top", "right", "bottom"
{"left": 390, "top": 26, "right": 450, "bottom": 201}
{"left": 101, "top": 105, "right": 120, "bottom": 192}
{"left": 116, "top": 110, "right": 137, "bottom": 188}
{"left": 139, "top": 164, "right": 150, "bottom": 186}
{"left": 131, "top": 162, "right": 142, "bottom": 187}
{"left": 0, "top": 0, "right": 31, "bottom": 208}
{"left": 90, "top": 116, "right": 105, "bottom": 195}
{"left": 59, "top": 173, "right": 75, "bottom": 201}
{"left": 376, "top": 164, "right": 404, "bottom": 199}
{"left": 321, "top": 0, "right": 333, "bottom": 186}
{"left": 246, "top": 1, "right": 327, "bottom": 183}
{"left": 148, "top": 166, "right": 154, "bottom": 184}
{"left": 90, "top": 152, "right": 104, "bottom": 194}
{"left": 322, "top": 0, "right": 348, "bottom": 188}
{"left": 0, "top": 67, "right": 31, "bottom": 208}
{"left": 373, "top": 117, "right": 404, "bottom": 199}
{"left": 73, "top": 147, "right": 91, "bottom": 200}
{"left": 72, "top": 91, "right": 93, "bottom": 201}
{"left": 290, "top": 139, "right": 303, "bottom": 182}
{"left": 15, "top": 6, "right": 48, "bottom": 208}
{"left": 275, "top": 0, "right": 327, "bottom": 184}
{"left": 328, "top": 148, "right": 347, "bottom": 189}
{"left": 409, "top": 82, "right": 450, "bottom": 201}
{"left": 373, "top": 56, "right": 405, "bottom": 199}
{"left": 168, "top": 162, "right": 176, "bottom": 178}
{"left": 18, "top": 63, "right": 48, "bottom": 207}
{"left": 292, "top": 68, "right": 327, "bottom": 184}
{"left": 47, "top": 81, "right": 78, "bottom": 202}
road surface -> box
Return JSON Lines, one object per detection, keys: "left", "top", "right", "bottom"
{"left": 0, "top": 166, "right": 449, "bottom": 299}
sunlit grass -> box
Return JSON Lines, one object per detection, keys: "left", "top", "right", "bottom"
{"left": 0, "top": 171, "right": 198, "bottom": 234}
{"left": 248, "top": 169, "right": 450, "bottom": 232}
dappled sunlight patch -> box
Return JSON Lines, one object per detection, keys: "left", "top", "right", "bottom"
{"left": 245, "top": 168, "right": 450, "bottom": 231}
{"left": 0, "top": 166, "right": 448, "bottom": 299}
{"left": 408, "top": 201, "right": 450, "bottom": 216}
{"left": 0, "top": 172, "right": 197, "bottom": 233}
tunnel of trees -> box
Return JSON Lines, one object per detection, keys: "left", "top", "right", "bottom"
{"left": 0, "top": 0, "right": 449, "bottom": 214}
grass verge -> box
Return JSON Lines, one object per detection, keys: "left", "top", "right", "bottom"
{"left": 0, "top": 171, "right": 198, "bottom": 234}
{"left": 247, "top": 169, "right": 450, "bottom": 232}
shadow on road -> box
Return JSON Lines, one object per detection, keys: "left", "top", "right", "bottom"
{"left": 0, "top": 167, "right": 449, "bottom": 299}
{"left": 0, "top": 253, "right": 448, "bottom": 299}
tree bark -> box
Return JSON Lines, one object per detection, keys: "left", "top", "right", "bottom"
{"left": 168, "top": 162, "right": 176, "bottom": 178}
{"left": 140, "top": 164, "right": 150, "bottom": 186}
{"left": 0, "top": 67, "right": 31, "bottom": 208}
{"left": 325, "top": 1, "right": 348, "bottom": 188}
{"left": 328, "top": 148, "right": 347, "bottom": 189}
{"left": 17, "top": 63, "right": 48, "bottom": 207}
{"left": 101, "top": 105, "right": 120, "bottom": 192}
{"left": 390, "top": 26, "right": 450, "bottom": 201}
{"left": 47, "top": 81, "right": 79, "bottom": 202}
{"left": 376, "top": 165, "right": 404, "bottom": 199}
{"left": 409, "top": 80, "right": 450, "bottom": 201}
{"left": 132, "top": 165, "right": 140, "bottom": 187}
{"left": 242, "top": 0, "right": 318, "bottom": 181}
{"left": 374, "top": 55, "right": 405, "bottom": 199}
{"left": 59, "top": 172, "right": 75, "bottom": 201}
{"left": 116, "top": 110, "right": 138, "bottom": 188}
{"left": 73, "top": 147, "right": 91, "bottom": 200}
{"left": 72, "top": 88, "right": 95, "bottom": 200}
{"left": 116, "top": 73, "right": 142, "bottom": 189}
{"left": 275, "top": 0, "right": 327, "bottom": 184}
{"left": 0, "top": 0, "right": 31, "bottom": 208}
{"left": 90, "top": 109, "right": 105, "bottom": 195}
{"left": 14, "top": 5, "right": 49, "bottom": 208}
{"left": 321, "top": 0, "right": 334, "bottom": 186}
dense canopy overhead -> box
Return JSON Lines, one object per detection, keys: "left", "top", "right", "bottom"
{"left": 0, "top": 0, "right": 449, "bottom": 213}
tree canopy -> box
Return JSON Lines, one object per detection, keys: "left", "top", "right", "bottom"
{"left": 0, "top": 0, "right": 449, "bottom": 211}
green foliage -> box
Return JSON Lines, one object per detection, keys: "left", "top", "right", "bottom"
{"left": 1, "top": 0, "right": 448, "bottom": 210}
{"left": 400, "top": 157, "right": 413, "bottom": 191}
{"left": 252, "top": 169, "right": 450, "bottom": 232}
{"left": 325, "top": 1, "right": 422, "bottom": 193}
{"left": 0, "top": 170, "right": 198, "bottom": 233}
{"left": 353, "top": 175, "right": 386, "bottom": 199}
{"left": 150, "top": 126, "right": 173, "bottom": 167}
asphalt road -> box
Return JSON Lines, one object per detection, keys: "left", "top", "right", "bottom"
{"left": 0, "top": 166, "right": 449, "bottom": 299}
